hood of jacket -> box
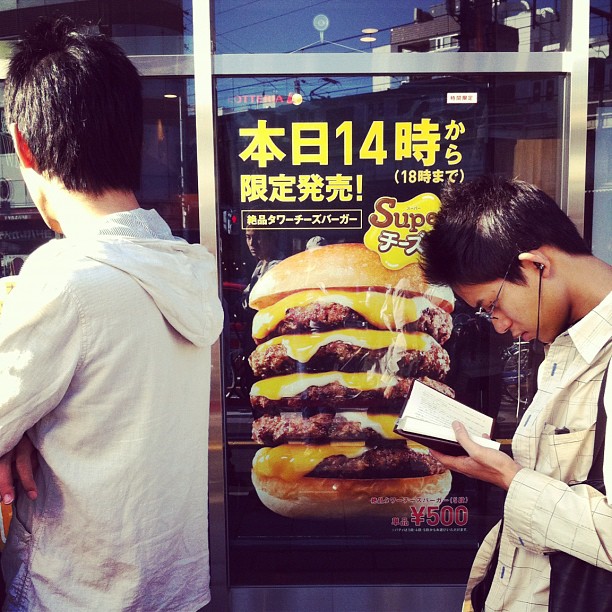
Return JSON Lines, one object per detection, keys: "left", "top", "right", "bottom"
{"left": 76, "top": 209, "right": 223, "bottom": 348}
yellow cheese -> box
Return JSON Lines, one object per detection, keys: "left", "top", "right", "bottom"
{"left": 340, "top": 411, "right": 404, "bottom": 440}
{"left": 250, "top": 371, "right": 398, "bottom": 401}
{"left": 252, "top": 289, "right": 431, "bottom": 340}
{"left": 255, "top": 330, "right": 431, "bottom": 363}
{"left": 252, "top": 444, "right": 368, "bottom": 480}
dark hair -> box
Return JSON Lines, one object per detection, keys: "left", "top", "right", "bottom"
{"left": 420, "top": 175, "right": 590, "bottom": 287}
{"left": 5, "top": 16, "right": 142, "bottom": 195}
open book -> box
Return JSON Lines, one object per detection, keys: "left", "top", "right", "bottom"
{"left": 394, "top": 380, "right": 501, "bottom": 456}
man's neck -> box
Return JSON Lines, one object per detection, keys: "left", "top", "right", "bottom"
{"left": 560, "top": 252, "right": 612, "bottom": 324}
{"left": 46, "top": 181, "right": 140, "bottom": 237}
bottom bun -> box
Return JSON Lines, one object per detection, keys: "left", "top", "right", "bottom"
{"left": 251, "top": 467, "right": 452, "bottom": 519}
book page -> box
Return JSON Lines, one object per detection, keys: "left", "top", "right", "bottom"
{"left": 401, "top": 380, "right": 493, "bottom": 439}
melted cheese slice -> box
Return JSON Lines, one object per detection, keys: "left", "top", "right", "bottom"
{"left": 250, "top": 371, "right": 398, "bottom": 401}
{"left": 339, "top": 411, "right": 403, "bottom": 440}
{"left": 252, "top": 289, "right": 432, "bottom": 341}
{"left": 254, "top": 330, "right": 431, "bottom": 364}
{"left": 252, "top": 444, "right": 368, "bottom": 480}
{"left": 275, "top": 410, "right": 404, "bottom": 440}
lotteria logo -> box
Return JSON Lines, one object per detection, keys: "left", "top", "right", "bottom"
{"left": 231, "top": 92, "right": 303, "bottom": 106}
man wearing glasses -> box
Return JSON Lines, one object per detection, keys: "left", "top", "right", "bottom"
{"left": 420, "top": 175, "right": 611, "bottom": 611}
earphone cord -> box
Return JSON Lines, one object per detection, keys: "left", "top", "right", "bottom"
{"left": 536, "top": 265, "right": 543, "bottom": 344}
{"left": 528, "top": 265, "right": 545, "bottom": 408}
{"left": 520, "top": 265, "right": 545, "bottom": 417}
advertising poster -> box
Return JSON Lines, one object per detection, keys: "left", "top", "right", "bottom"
{"left": 218, "top": 77, "right": 510, "bottom": 585}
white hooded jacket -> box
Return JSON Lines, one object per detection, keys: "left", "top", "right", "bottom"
{"left": 0, "top": 209, "right": 223, "bottom": 611}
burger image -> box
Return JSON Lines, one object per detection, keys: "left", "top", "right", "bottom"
{"left": 247, "top": 243, "right": 455, "bottom": 519}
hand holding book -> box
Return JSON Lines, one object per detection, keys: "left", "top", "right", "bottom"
{"left": 393, "top": 381, "right": 522, "bottom": 490}
{"left": 394, "top": 380, "right": 501, "bottom": 456}
{"left": 433, "top": 421, "right": 522, "bottom": 491}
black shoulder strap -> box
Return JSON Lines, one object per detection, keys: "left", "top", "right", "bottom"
{"left": 588, "top": 363, "right": 609, "bottom": 482}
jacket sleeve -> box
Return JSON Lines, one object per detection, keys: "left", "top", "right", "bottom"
{"left": 0, "top": 269, "right": 82, "bottom": 455}
{"left": 504, "top": 378, "right": 612, "bottom": 570}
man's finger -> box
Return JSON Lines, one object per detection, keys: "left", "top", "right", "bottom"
{"left": 452, "top": 421, "right": 484, "bottom": 455}
{"left": 0, "top": 451, "right": 15, "bottom": 505}
{"left": 15, "top": 438, "right": 38, "bottom": 501}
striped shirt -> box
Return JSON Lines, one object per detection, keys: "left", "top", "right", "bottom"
{"left": 464, "top": 291, "right": 612, "bottom": 611}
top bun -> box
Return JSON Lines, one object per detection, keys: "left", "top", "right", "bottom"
{"left": 249, "top": 243, "right": 431, "bottom": 310}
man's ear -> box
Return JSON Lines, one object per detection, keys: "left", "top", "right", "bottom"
{"left": 8, "top": 123, "right": 37, "bottom": 170}
{"left": 518, "top": 250, "right": 551, "bottom": 278}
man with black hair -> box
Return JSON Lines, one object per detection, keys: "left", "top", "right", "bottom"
{"left": 0, "top": 16, "right": 223, "bottom": 609}
{"left": 420, "top": 175, "right": 612, "bottom": 610}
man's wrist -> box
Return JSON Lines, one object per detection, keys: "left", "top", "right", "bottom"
{"left": 503, "top": 462, "right": 522, "bottom": 490}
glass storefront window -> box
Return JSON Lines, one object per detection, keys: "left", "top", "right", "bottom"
{"left": 141, "top": 78, "right": 199, "bottom": 242}
{"left": 214, "top": 0, "right": 564, "bottom": 55}
{"left": 0, "top": 0, "right": 194, "bottom": 60}
{"left": 587, "top": 1, "right": 612, "bottom": 265}
{"left": 216, "top": 72, "right": 563, "bottom": 587}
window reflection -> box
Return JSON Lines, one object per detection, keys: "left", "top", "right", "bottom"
{"left": 141, "top": 78, "right": 199, "bottom": 241}
{"left": 587, "top": 1, "right": 612, "bottom": 264}
{"left": 214, "top": 1, "right": 563, "bottom": 55}
{"left": 0, "top": 0, "right": 193, "bottom": 59}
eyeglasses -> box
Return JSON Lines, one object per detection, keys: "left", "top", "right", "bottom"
{"left": 474, "top": 284, "right": 505, "bottom": 321}
{"left": 474, "top": 260, "right": 514, "bottom": 322}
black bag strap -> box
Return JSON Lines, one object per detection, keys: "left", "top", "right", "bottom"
{"left": 586, "top": 363, "right": 609, "bottom": 484}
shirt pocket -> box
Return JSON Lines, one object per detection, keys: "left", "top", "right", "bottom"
{"left": 541, "top": 424, "right": 593, "bottom": 481}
